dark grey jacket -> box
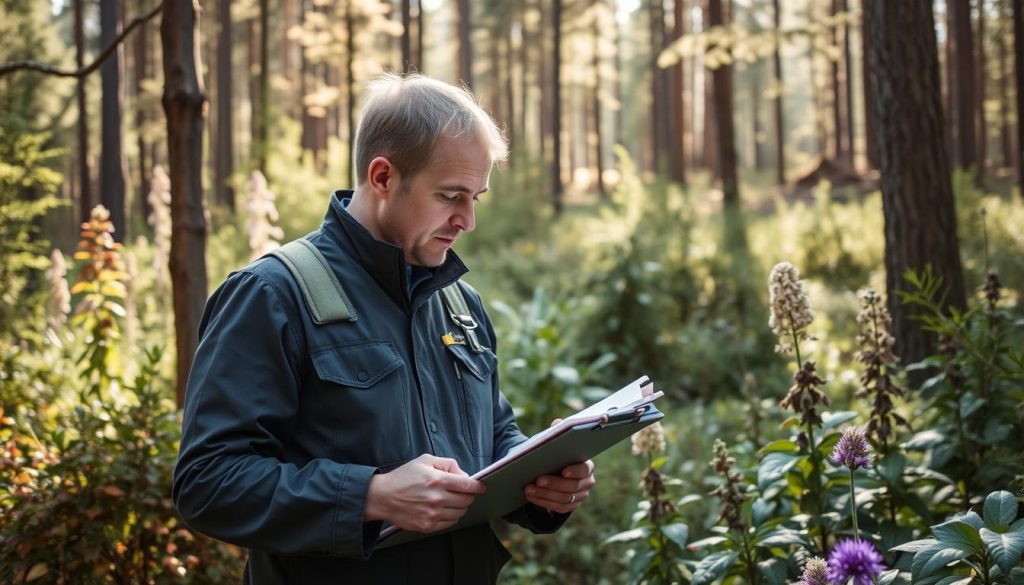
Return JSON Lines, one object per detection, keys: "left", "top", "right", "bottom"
{"left": 173, "top": 191, "right": 565, "bottom": 584}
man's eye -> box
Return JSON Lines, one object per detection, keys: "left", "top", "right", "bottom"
{"left": 439, "top": 193, "right": 459, "bottom": 202}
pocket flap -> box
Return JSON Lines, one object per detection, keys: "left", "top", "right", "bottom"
{"left": 446, "top": 343, "right": 497, "bottom": 381}
{"left": 312, "top": 341, "right": 403, "bottom": 388}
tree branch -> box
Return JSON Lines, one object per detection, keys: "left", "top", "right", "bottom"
{"left": 0, "top": 1, "right": 164, "bottom": 79}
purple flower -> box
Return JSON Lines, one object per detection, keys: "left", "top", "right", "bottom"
{"left": 827, "top": 539, "right": 885, "bottom": 585}
{"left": 831, "top": 426, "right": 872, "bottom": 470}
{"left": 801, "top": 557, "right": 829, "bottom": 585}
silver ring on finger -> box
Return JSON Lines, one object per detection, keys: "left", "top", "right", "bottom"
{"left": 568, "top": 493, "right": 576, "bottom": 504}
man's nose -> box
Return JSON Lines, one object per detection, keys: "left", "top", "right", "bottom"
{"left": 452, "top": 200, "right": 476, "bottom": 233}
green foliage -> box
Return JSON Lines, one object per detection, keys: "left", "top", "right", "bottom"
{"left": 891, "top": 490, "right": 1024, "bottom": 584}
{"left": 0, "top": 348, "right": 244, "bottom": 583}
{"left": 492, "top": 288, "right": 615, "bottom": 436}
{"left": 899, "top": 266, "right": 1024, "bottom": 501}
{"left": 0, "top": 128, "right": 64, "bottom": 347}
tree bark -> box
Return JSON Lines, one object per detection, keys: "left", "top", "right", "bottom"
{"left": 161, "top": 0, "right": 210, "bottom": 408}
{"left": 977, "top": 0, "right": 987, "bottom": 181}
{"left": 670, "top": 0, "right": 687, "bottom": 184}
{"left": 101, "top": 0, "right": 128, "bottom": 241}
{"left": 215, "top": 0, "right": 235, "bottom": 210}
{"left": 593, "top": 1, "right": 607, "bottom": 198}
{"left": 830, "top": 0, "right": 845, "bottom": 161}
{"left": 256, "top": 0, "right": 270, "bottom": 175}
{"left": 457, "top": 0, "right": 473, "bottom": 87}
{"left": 346, "top": 0, "right": 356, "bottom": 187}
{"left": 708, "top": 0, "right": 739, "bottom": 209}
{"left": 998, "top": 0, "right": 1012, "bottom": 171}
{"left": 551, "top": 0, "right": 564, "bottom": 214}
{"left": 772, "top": 0, "right": 785, "bottom": 183}
{"left": 952, "top": 0, "right": 978, "bottom": 172}
{"left": 75, "top": 0, "right": 92, "bottom": 225}
{"left": 649, "top": 0, "right": 667, "bottom": 175}
{"left": 1015, "top": 0, "right": 1024, "bottom": 199}
{"left": 401, "top": 0, "right": 412, "bottom": 71}
{"left": 415, "top": 0, "right": 424, "bottom": 71}
{"left": 751, "top": 60, "right": 764, "bottom": 170}
{"left": 866, "top": 0, "right": 967, "bottom": 368}
{"left": 861, "top": 0, "right": 878, "bottom": 170}
{"left": 135, "top": 0, "right": 152, "bottom": 222}
{"left": 841, "top": 0, "right": 854, "bottom": 162}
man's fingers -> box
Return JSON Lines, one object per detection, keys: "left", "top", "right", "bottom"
{"left": 437, "top": 472, "right": 486, "bottom": 495}
{"left": 562, "top": 460, "right": 595, "bottom": 479}
{"left": 425, "top": 455, "right": 467, "bottom": 476}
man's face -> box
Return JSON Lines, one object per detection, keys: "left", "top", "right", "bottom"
{"left": 377, "top": 136, "right": 492, "bottom": 267}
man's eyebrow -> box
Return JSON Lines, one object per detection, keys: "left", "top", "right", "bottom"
{"left": 438, "top": 184, "right": 488, "bottom": 195}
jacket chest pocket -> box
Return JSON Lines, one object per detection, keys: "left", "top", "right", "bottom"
{"left": 446, "top": 343, "right": 497, "bottom": 457}
{"left": 310, "top": 340, "right": 412, "bottom": 466}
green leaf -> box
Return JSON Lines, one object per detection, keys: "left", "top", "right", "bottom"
{"left": 821, "top": 410, "right": 857, "bottom": 430}
{"left": 911, "top": 542, "right": 969, "bottom": 581}
{"left": 678, "top": 494, "right": 703, "bottom": 507}
{"left": 662, "top": 522, "right": 689, "bottom": 550}
{"left": 752, "top": 498, "right": 774, "bottom": 527}
{"left": 604, "top": 527, "right": 650, "bottom": 544}
{"left": 757, "top": 528, "right": 807, "bottom": 548}
{"left": 981, "top": 520, "right": 1024, "bottom": 574}
{"left": 759, "top": 439, "right": 798, "bottom": 455}
{"left": 757, "top": 452, "right": 800, "bottom": 489}
{"left": 756, "top": 558, "right": 787, "bottom": 585}
{"left": 876, "top": 569, "right": 902, "bottom": 585}
{"left": 955, "top": 510, "right": 985, "bottom": 531}
{"left": 983, "top": 491, "right": 1019, "bottom": 529}
{"left": 933, "top": 578, "right": 974, "bottom": 585}
{"left": 877, "top": 452, "right": 907, "bottom": 484}
{"left": 687, "top": 536, "right": 728, "bottom": 551}
{"left": 691, "top": 551, "right": 739, "bottom": 585}
{"left": 931, "top": 519, "right": 983, "bottom": 554}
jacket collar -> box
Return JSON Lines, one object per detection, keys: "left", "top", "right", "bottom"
{"left": 321, "top": 190, "right": 469, "bottom": 309}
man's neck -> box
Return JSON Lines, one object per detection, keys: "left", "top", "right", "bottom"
{"left": 345, "top": 186, "right": 382, "bottom": 240}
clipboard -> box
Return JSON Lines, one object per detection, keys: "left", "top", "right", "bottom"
{"left": 377, "top": 375, "right": 663, "bottom": 548}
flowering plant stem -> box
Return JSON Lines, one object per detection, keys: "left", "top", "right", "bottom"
{"left": 793, "top": 329, "right": 828, "bottom": 553}
{"left": 849, "top": 468, "right": 860, "bottom": 541}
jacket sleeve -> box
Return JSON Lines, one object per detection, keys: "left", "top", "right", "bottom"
{"left": 172, "top": 269, "right": 382, "bottom": 559}
{"left": 467, "top": 285, "right": 570, "bottom": 535}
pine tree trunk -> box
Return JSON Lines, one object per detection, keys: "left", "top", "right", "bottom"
{"left": 458, "top": 0, "right": 473, "bottom": 87}
{"left": 401, "top": 0, "right": 412, "bottom": 71}
{"left": 952, "top": 0, "right": 978, "bottom": 171}
{"left": 999, "top": 0, "right": 1012, "bottom": 170}
{"left": 1015, "top": 0, "right": 1024, "bottom": 198}
{"left": 977, "top": 0, "right": 988, "bottom": 181}
{"left": 752, "top": 60, "right": 764, "bottom": 170}
{"left": 551, "top": 0, "right": 564, "bottom": 214}
{"left": 670, "top": 0, "right": 687, "bottom": 185}
{"left": 346, "top": 1, "right": 356, "bottom": 187}
{"left": 161, "top": 0, "right": 210, "bottom": 408}
{"left": 415, "top": 0, "right": 424, "bottom": 71}
{"left": 772, "top": 0, "right": 785, "bottom": 183}
{"left": 841, "top": 0, "right": 854, "bottom": 163}
{"left": 861, "top": 0, "right": 879, "bottom": 170}
{"left": 649, "top": 0, "right": 667, "bottom": 175}
{"left": 830, "top": 0, "right": 844, "bottom": 161}
{"left": 215, "top": 0, "right": 235, "bottom": 210}
{"left": 708, "top": 0, "right": 739, "bottom": 208}
{"left": 256, "top": 0, "right": 270, "bottom": 175}
{"left": 593, "top": 2, "right": 607, "bottom": 198}
{"left": 75, "top": 0, "right": 92, "bottom": 225}
{"left": 866, "top": 0, "right": 967, "bottom": 369}
{"left": 101, "top": 0, "right": 128, "bottom": 241}
{"left": 135, "top": 0, "right": 153, "bottom": 221}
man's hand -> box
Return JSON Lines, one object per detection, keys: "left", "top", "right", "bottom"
{"left": 523, "top": 418, "right": 596, "bottom": 514}
{"left": 364, "top": 454, "right": 486, "bottom": 533}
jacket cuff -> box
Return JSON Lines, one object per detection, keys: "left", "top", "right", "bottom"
{"left": 332, "top": 464, "right": 381, "bottom": 558}
{"left": 504, "top": 503, "right": 570, "bottom": 534}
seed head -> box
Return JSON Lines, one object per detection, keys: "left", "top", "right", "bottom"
{"left": 801, "top": 557, "right": 829, "bottom": 585}
{"left": 768, "top": 262, "right": 815, "bottom": 354}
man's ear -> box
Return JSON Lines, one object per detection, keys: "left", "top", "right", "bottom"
{"left": 366, "top": 156, "right": 400, "bottom": 199}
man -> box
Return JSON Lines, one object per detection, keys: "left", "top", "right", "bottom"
{"left": 173, "top": 73, "right": 596, "bottom": 584}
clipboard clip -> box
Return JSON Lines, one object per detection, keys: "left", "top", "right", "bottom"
{"left": 596, "top": 404, "right": 650, "bottom": 429}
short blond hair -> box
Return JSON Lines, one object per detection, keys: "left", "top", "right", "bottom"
{"left": 353, "top": 73, "right": 508, "bottom": 185}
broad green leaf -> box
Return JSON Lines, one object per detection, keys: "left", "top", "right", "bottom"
{"left": 876, "top": 569, "right": 902, "bottom": 585}
{"left": 604, "top": 527, "right": 650, "bottom": 544}
{"left": 662, "top": 523, "right": 689, "bottom": 550}
{"left": 757, "top": 452, "right": 800, "bottom": 489}
{"left": 552, "top": 366, "right": 580, "bottom": 386}
{"left": 687, "top": 536, "right": 728, "bottom": 551}
{"left": 759, "top": 439, "right": 798, "bottom": 455}
{"left": 934, "top": 578, "right": 973, "bottom": 585}
{"left": 752, "top": 498, "right": 774, "bottom": 527}
{"left": 983, "top": 491, "right": 1019, "bottom": 529}
{"left": 905, "top": 430, "right": 946, "bottom": 450}
{"left": 1009, "top": 567, "right": 1024, "bottom": 585}
{"left": 690, "top": 551, "right": 739, "bottom": 585}
{"left": 821, "top": 410, "right": 857, "bottom": 430}
{"left": 756, "top": 558, "right": 787, "bottom": 585}
{"left": 911, "top": 542, "right": 969, "bottom": 581}
{"left": 757, "top": 528, "right": 807, "bottom": 548}
{"left": 678, "top": 494, "right": 703, "bottom": 507}
{"left": 931, "top": 519, "right": 983, "bottom": 554}
{"left": 877, "top": 452, "right": 907, "bottom": 484}
{"left": 954, "top": 510, "right": 985, "bottom": 531}
{"left": 981, "top": 521, "right": 1024, "bottom": 574}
